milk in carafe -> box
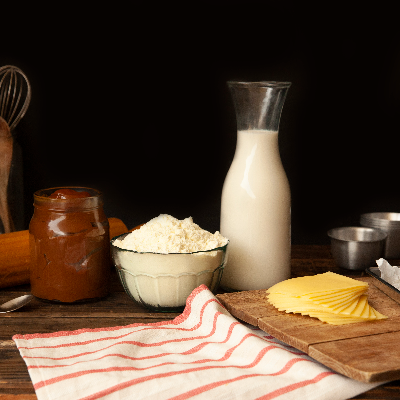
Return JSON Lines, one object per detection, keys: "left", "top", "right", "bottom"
{"left": 220, "top": 81, "right": 291, "bottom": 291}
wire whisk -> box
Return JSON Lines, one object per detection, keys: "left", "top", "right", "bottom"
{"left": 0, "top": 65, "right": 31, "bottom": 132}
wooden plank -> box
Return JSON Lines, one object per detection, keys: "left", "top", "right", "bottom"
{"left": 216, "top": 277, "right": 400, "bottom": 382}
{"left": 258, "top": 315, "right": 400, "bottom": 355}
{"left": 366, "top": 273, "right": 400, "bottom": 305}
{"left": 0, "top": 316, "right": 179, "bottom": 341}
{"left": 0, "top": 348, "right": 36, "bottom": 395}
{"left": 309, "top": 332, "right": 400, "bottom": 383}
{"left": 216, "top": 289, "right": 280, "bottom": 326}
{"left": 1, "top": 340, "right": 17, "bottom": 348}
{"left": 0, "top": 291, "right": 179, "bottom": 320}
{"left": 1, "top": 245, "right": 400, "bottom": 398}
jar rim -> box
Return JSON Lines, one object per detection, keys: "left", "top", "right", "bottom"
{"left": 227, "top": 81, "right": 292, "bottom": 88}
{"left": 33, "top": 186, "right": 103, "bottom": 211}
{"left": 34, "top": 186, "right": 101, "bottom": 199}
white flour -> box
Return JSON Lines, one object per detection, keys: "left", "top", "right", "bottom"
{"left": 114, "top": 214, "right": 228, "bottom": 254}
{"left": 112, "top": 215, "right": 229, "bottom": 308}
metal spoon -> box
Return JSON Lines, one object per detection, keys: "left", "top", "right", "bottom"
{"left": 0, "top": 294, "right": 33, "bottom": 313}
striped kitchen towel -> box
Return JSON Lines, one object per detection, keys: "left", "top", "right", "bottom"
{"left": 13, "top": 284, "right": 381, "bottom": 400}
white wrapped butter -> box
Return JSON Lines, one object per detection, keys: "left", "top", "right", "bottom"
{"left": 376, "top": 258, "right": 400, "bottom": 290}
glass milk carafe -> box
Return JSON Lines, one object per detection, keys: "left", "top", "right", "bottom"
{"left": 220, "top": 81, "right": 291, "bottom": 291}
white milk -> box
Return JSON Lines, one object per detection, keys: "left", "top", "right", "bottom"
{"left": 220, "top": 129, "right": 291, "bottom": 291}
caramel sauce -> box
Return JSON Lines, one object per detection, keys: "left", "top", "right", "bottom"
{"left": 29, "top": 187, "right": 110, "bottom": 302}
{"left": 48, "top": 188, "right": 91, "bottom": 199}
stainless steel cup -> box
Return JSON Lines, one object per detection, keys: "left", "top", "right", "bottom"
{"left": 327, "top": 227, "right": 387, "bottom": 270}
{"left": 360, "top": 213, "right": 400, "bottom": 259}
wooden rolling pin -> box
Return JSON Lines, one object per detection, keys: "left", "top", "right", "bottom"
{"left": 0, "top": 217, "right": 128, "bottom": 289}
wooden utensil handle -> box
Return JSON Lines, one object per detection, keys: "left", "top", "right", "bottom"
{"left": 0, "top": 217, "right": 128, "bottom": 288}
{"left": 0, "top": 116, "right": 13, "bottom": 233}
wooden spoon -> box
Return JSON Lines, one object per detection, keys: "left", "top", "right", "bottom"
{"left": 0, "top": 116, "right": 14, "bottom": 233}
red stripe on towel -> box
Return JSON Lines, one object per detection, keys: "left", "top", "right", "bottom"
{"left": 74, "top": 357, "right": 313, "bottom": 400}
{"left": 255, "top": 371, "right": 335, "bottom": 400}
{"left": 14, "top": 297, "right": 223, "bottom": 349}
{"left": 13, "top": 285, "right": 213, "bottom": 341}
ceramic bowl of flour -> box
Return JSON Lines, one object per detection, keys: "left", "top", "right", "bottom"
{"left": 111, "top": 234, "right": 229, "bottom": 312}
{"left": 110, "top": 215, "right": 229, "bottom": 312}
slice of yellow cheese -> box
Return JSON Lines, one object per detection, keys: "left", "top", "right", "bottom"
{"left": 307, "top": 313, "right": 367, "bottom": 325}
{"left": 306, "top": 287, "right": 367, "bottom": 301}
{"left": 267, "top": 272, "right": 368, "bottom": 296}
{"left": 336, "top": 295, "right": 363, "bottom": 315}
{"left": 267, "top": 292, "right": 360, "bottom": 312}
{"left": 351, "top": 295, "right": 368, "bottom": 318}
{"left": 373, "top": 309, "right": 388, "bottom": 319}
{"left": 266, "top": 272, "right": 387, "bottom": 325}
{"left": 306, "top": 307, "right": 385, "bottom": 324}
{"left": 368, "top": 305, "right": 377, "bottom": 319}
{"left": 315, "top": 292, "right": 365, "bottom": 308}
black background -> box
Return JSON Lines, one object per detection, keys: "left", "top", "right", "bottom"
{"left": 2, "top": 3, "right": 400, "bottom": 244}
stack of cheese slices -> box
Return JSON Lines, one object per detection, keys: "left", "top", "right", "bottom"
{"left": 266, "top": 272, "right": 387, "bottom": 325}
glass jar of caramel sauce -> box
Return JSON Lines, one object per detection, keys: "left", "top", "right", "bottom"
{"left": 29, "top": 187, "right": 110, "bottom": 302}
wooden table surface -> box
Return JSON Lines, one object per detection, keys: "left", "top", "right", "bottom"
{"left": 1, "top": 245, "right": 400, "bottom": 399}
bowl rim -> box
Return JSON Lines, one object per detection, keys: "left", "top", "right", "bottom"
{"left": 327, "top": 226, "right": 387, "bottom": 242}
{"left": 116, "top": 264, "right": 224, "bottom": 278}
{"left": 360, "top": 212, "right": 400, "bottom": 227}
{"left": 110, "top": 232, "right": 229, "bottom": 255}
{"left": 361, "top": 212, "right": 400, "bottom": 220}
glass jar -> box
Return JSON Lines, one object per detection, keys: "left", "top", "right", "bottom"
{"left": 29, "top": 187, "right": 110, "bottom": 302}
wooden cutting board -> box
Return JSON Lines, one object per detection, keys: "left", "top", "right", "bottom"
{"left": 216, "top": 277, "right": 400, "bottom": 383}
